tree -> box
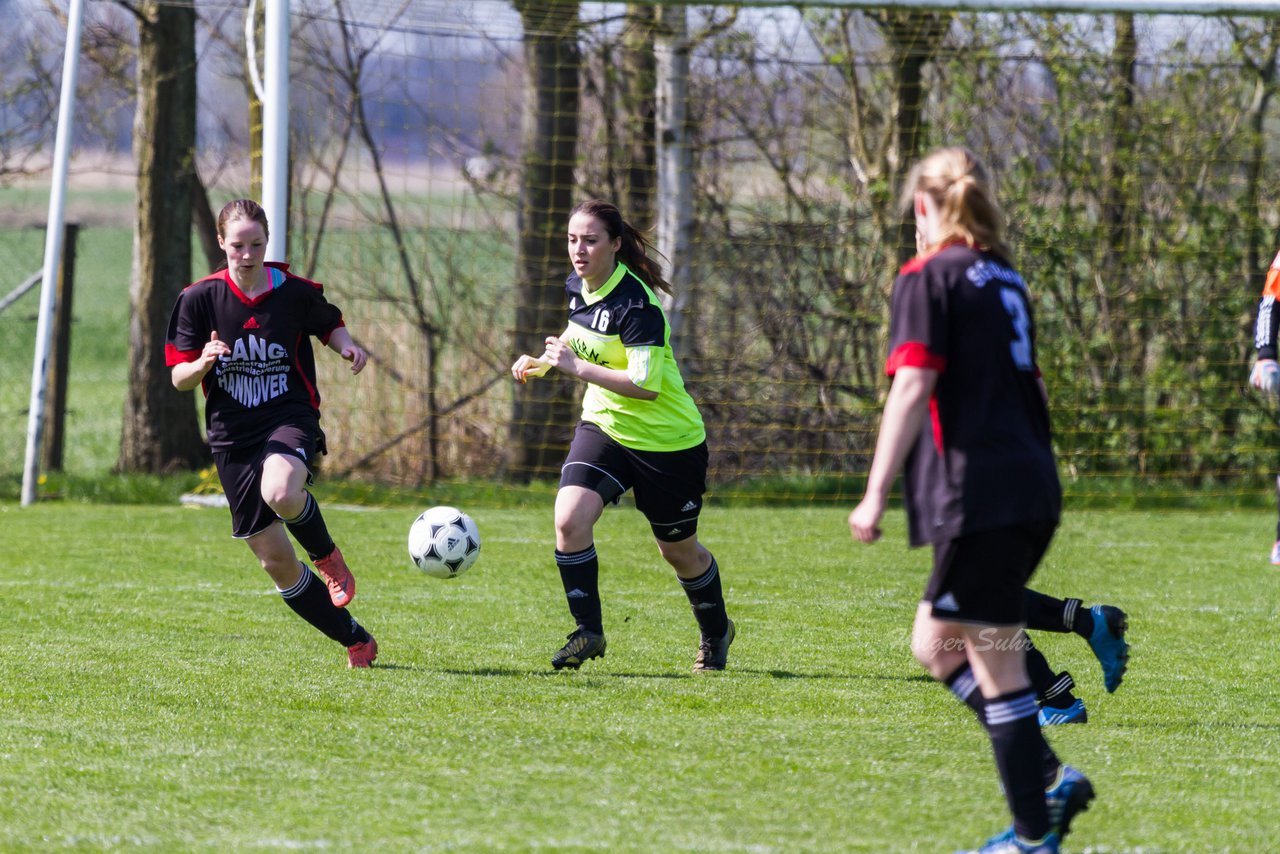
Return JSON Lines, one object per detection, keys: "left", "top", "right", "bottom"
{"left": 1228, "top": 16, "right": 1280, "bottom": 296}
{"left": 621, "top": 3, "right": 657, "bottom": 227}
{"left": 117, "top": 0, "right": 206, "bottom": 472}
{"left": 510, "top": 0, "right": 581, "bottom": 481}
{"left": 877, "top": 10, "right": 952, "bottom": 264}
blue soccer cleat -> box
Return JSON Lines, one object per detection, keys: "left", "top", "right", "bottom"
{"left": 1038, "top": 697, "right": 1088, "bottom": 726}
{"left": 1046, "top": 764, "right": 1095, "bottom": 840}
{"left": 1087, "top": 604, "right": 1129, "bottom": 693}
{"left": 958, "top": 830, "right": 1059, "bottom": 854}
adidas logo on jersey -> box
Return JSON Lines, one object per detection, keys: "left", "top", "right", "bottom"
{"left": 243, "top": 316, "right": 260, "bottom": 329}
{"left": 680, "top": 501, "right": 698, "bottom": 512}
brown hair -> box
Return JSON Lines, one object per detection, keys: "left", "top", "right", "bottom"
{"left": 903, "top": 147, "right": 1010, "bottom": 261}
{"left": 217, "top": 198, "right": 270, "bottom": 242}
{"left": 570, "top": 199, "right": 671, "bottom": 295}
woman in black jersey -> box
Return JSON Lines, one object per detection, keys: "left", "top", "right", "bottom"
{"left": 848, "top": 149, "right": 1095, "bottom": 853}
{"left": 511, "top": 199, "right": 734, "bottom": 674}
{"left": 165, "top": 199, "right": 377, "bottom": 668}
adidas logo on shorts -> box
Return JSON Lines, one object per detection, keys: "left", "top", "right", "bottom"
{"left": 680, "top": 501, "right": 698, "bottom": 512}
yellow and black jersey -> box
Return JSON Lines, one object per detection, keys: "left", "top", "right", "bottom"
{"left": 561, "top": 262, "right": 705, "bottom": 452}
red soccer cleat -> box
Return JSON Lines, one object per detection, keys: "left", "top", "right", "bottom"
{"left": 347, "top": 634, "right": 378, "bottom": 669}
{"left": 313, "top": 545, "right": 355, "bottom": 608}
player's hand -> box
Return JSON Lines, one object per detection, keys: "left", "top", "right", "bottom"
{"left": 511, "top": 354, "right": 552, "bottom": 384}
{"left": 848, "top": 496, "right": 885, "bottom": 544}
{"left": 1250, "top": 358, "right": 1280, "bottom": 395}
{"left": 541, "top": 336, "right": 579, "bottom": 378}
{"left": 198, "top": 330, "right": 230, "bottom": 374}
{"left": 340, "top": 343, "right": 367, "bottom": 375}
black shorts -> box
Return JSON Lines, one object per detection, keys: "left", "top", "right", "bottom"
{"left": 213, "top": 423, "right": 324, "bottom": 539}
{"left": 559, "top": 421, "right": 708, "bottom": 542}
{"left": 922, "top": 522, "right": 1057, "bottom": 626}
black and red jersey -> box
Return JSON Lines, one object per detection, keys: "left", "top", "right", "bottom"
{"left": 164, "top": 262, "right": 345, "bottom": 452}
{"left": 885, "top": 242, "right": 1060, "bottom": 547}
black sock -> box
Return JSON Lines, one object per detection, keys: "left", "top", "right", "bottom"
{"left": 1024, "top": 590, "right": 1074, "bottom": 633}
{"left": 279, "top": 564, "right": 364, "bottom": 646}
{"left": 281, "top": 492, "right": 336, "bottom": 561}
{"left": 952, "top": 664, "right": 1060, "bottom": 787}
{"left": 555, "top": 545, "right": 602, "bottom": 634}
{"left": 982, "top": 690, "right": 1056, "bottom": 841}
{"left": 1025, "top": 637, "right": 1078, "bottom": 709}
{"left": 1069, "top": 602, "right": 1095, "bottom": 638}
{"left": 944, "top": 663, "right": 985, "bottom": 717}
{"left": 678, "top": 555, "right": 729, "bottom": 639}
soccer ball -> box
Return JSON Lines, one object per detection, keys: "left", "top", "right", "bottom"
{"left": 408, "top": 506, "right": 481, "bottom": 579}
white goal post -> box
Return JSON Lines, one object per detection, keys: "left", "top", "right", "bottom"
{"left": 22, "top": 0, "right": 84, "bottom": 507}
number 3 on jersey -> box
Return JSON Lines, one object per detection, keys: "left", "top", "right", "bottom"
{"left": 1000, "top": 287, "right": 1033, "bottom": 370}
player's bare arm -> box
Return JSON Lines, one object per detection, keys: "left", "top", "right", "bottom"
{"left": 326, "top": 327, "right": 367, "bottom": 375}
{"left": 542, "top": 335, "right": 657, "bottom": 400}
{"left": 849, "top": 366, "right": 938, "bottom": 543}
{"left": 171, "top": 331, "right": 230, "bottom": 391}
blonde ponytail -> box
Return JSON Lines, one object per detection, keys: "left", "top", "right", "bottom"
{"left": 904, "top": 148, "right": 1010, "bottom": 261}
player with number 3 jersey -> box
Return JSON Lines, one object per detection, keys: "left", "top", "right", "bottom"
{"left": 849, "top": 149, "right": 1095, "bottom": 854}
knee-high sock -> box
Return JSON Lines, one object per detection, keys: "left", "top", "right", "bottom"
{"left": 279, "top": 565, "right": 364, "bottom": 646}
{"left": 555, "top": 545, "right": 602, "bottom": 634}
{"left": 1025, "top": 635, "right": 1078, "bottom": 710}
{"left": 678, "top": 555, "right": 729, "bottom": 639}
{"left": 281, "top": 492, "right": 336, "bottom": 561}
{"left": 982, "top": 690, "right": 1057, "bottom": 841}
{"left": 944, "top": 663, "right": 985, "bottom": 717}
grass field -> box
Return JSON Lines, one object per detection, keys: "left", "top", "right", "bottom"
{"left": 2, "top": 500, "right": 1276, "bottom": 852}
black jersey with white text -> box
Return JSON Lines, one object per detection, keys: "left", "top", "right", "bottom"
{"left": 886, "top": 242, "right": 1060, "bottom": 547}
{"left": 164, "top": 263, "right": 344, "bottom": 452}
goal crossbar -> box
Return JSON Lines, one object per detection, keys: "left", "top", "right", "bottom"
{"left": 651, "top": 0, "right": 1280, "bottom": 14}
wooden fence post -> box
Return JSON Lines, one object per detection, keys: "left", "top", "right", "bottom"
{"left": 42, "top": 221, "right": 79, "bottom": 472}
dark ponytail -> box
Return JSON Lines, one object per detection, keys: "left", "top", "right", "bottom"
{"left": 570, "top": 199, "right": 672, "bottom": 295}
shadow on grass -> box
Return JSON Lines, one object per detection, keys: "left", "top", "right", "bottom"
{"left": 758, "top": 669, "right": 933, "bottom": 682}
{"left": 436, "top": 666, "right": 932, "bottom": 682}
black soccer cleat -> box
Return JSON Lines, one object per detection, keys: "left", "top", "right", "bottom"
{"left": 693, "top": 619, "right": 735, "bottom": 673}
{"left": 551, "top": 626, "right": 607, "bottom": 670}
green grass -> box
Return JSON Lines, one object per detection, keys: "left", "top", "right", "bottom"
{"left": 0, "top": 223, "right": 135, "bottom": 482}
{"left": 1, "top": 503, "right": 1275, "bottom": 851}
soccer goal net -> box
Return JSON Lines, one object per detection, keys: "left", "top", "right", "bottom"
{"left": 14, "top": 1, "right": 1280, "bottom": 506}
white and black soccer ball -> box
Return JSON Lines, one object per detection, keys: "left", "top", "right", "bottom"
{"left": 408, "top": 506, "right": 481, "bottom": 579}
